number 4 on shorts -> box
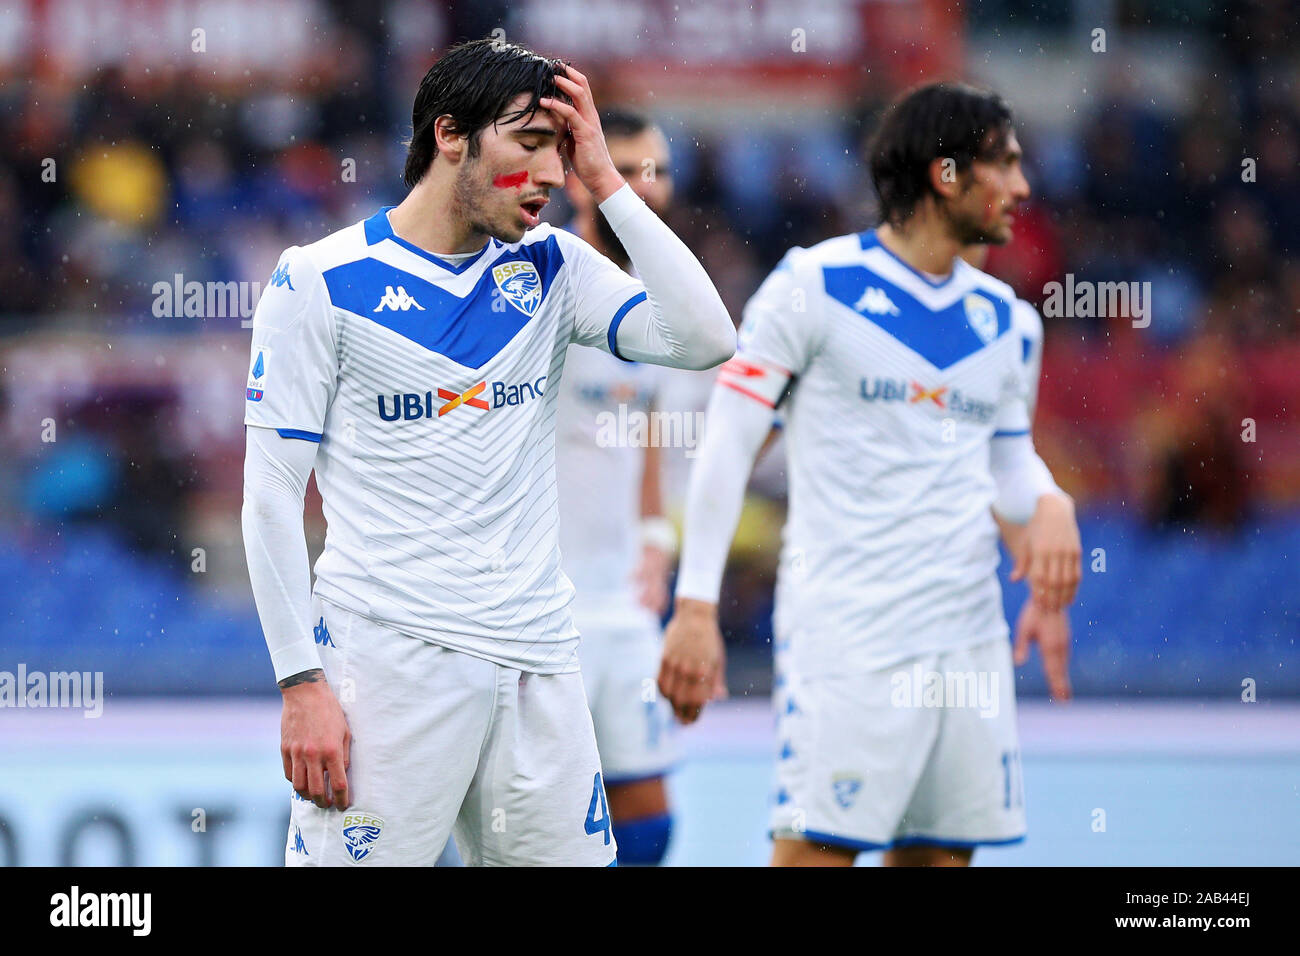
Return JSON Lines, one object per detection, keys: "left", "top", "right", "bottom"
{"left": 585, "top": 771, "right": 611, "bottom": 845}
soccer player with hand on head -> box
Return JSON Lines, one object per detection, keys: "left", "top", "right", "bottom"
{"left": 242, "top": 39, "right": 733, "bottom": 867}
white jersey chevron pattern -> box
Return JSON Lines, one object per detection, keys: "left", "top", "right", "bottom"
{"left": 733, "top": 229, "right": 1038, "bottom": 675}
{"left": 244, "top": 206, "right": 648, "bottom": 673}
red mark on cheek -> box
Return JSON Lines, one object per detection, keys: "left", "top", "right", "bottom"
{"left": 493, "top": 171, "right": 528, "bottom": 189}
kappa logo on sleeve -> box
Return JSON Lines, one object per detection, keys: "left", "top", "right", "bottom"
{"left": 341, "top": 812, "right": 385, "bottom": 863}
{"left": 246, "top": 348, "right": 269, "bottom": 402}
{"left": 269, "top": 262, "right": 295, "bottom": 290}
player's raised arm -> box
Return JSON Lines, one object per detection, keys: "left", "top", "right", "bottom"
{"left": 241, "top": 247, "right": 351, "bottom": 811}
{"left": 543, "top": 68, "right": 734, "bottom": 370}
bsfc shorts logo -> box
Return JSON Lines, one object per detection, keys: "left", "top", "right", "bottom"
{"left": 832, "top": 774, "right": 862, "bottom": 810}
{"left": 341, "top": 812, "right": 385, "bottom": 863}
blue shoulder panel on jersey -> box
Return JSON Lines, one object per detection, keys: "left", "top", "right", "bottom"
{"left": 323, "top": 236, "right": 565, "bottom": 369}
{"left": 822, "top": 262, "right": 1013, "bottom": 371}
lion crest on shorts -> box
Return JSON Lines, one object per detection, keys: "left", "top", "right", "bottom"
{"left": 341, "top": 812, "right": 385, "bottom": 863}
{"left": 832, "top": 774, "right": 862, "bottom": 809}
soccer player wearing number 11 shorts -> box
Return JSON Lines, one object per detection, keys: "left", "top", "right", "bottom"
{"left": 660, "top": 83, "right": 1082, "bottom": 866}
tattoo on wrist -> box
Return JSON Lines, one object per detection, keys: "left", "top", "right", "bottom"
{"left": 278, "top": 668, "right": 325, "bottom": 689}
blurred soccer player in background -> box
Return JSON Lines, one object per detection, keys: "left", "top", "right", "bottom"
{"left": 241, "top": 39, "right": 733, "bottom": 867}
{"left": 555, "top": 107, "right": 679, "bottom": 865}
{"left": 661, "top": 83, "right": 1081, "bottom": 866}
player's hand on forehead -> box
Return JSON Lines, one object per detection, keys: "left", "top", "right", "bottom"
{"left": 540, "top": 64, "right": 623, "bottom": 202}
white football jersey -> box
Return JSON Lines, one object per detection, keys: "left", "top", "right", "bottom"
{"left": 554, "top": 342, "right": 660, "bottom": 625}
{"left": 244, "top": 207, "right": 648, "bottom": 674}
{"left": 728, "top": 229, "right": 1036, "bottom": 675}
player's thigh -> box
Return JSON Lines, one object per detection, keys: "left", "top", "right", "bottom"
{"left": 457, "top": 668, "right": 617, "bottom": 867}
{"left": 770, "top": 663, "right": 940, "bottom": 851}
{"left": 287, "top": 596, "right": 495, "bottom": 866}
{"left": 585, "top": 624, "right": 676, "bottom": 786}
{"left": 897, "top": 638, "right": 1026, "bottom": 847}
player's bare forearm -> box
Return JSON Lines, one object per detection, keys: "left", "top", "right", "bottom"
{"left": 633, "top": 434, "right": 673, "bottom": 613}
{"left": 672, "top": 595, "right": 717, "bottom": 621}
{"left": 757, "top": 426, "right": 782, "bottom": 463}
{"left": 634, "top": 543, "right": 672, "bottom": 616}
{"left": 640, "top": 433, "right": 664, "bottom": 520}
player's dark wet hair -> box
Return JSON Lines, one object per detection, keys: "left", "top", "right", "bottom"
{"left": 404, "top": 38, "right": 572, "bottom": 187}
{"left": 599, "top": 106, "right": 653, "bottom": 140}
{"left": 867, "top": 82, "right": 1014, "bottom": 226}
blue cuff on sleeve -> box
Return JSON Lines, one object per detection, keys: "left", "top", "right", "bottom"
{"left": 276, "top": 428, "right": 323, "bottom": 442}
{"left": 607, "top": 291, "right": 648, "bottom": 362}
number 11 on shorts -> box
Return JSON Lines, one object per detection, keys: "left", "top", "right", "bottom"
{"left": 1001, "top": 749, "right": 1024, "bottom": 810}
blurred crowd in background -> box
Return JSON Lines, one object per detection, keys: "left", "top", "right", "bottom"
{"left": 0, "top": 0, "right": 1295, "bottom": 695}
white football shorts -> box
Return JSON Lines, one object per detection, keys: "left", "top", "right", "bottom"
{"left": 577, "top": 606, "right": 677, "bottom": 783}
{"left": 285, "top": 593, "right": 617, "bottom": 866}
{"left": 770, "top": 636, "right": 1027, "bottom": 853}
